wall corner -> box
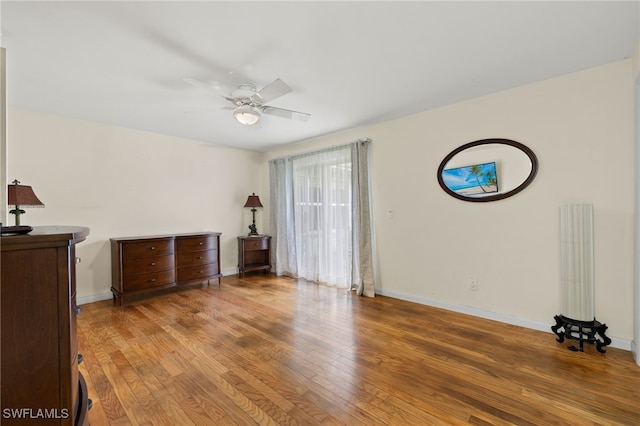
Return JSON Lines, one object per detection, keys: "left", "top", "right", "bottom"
{"left": 1, "top": 47, "right": 7, "bottom": 226}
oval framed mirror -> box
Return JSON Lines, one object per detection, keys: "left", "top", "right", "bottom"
{"left": 437, "top": 138, "right": 538, "bottom": 202}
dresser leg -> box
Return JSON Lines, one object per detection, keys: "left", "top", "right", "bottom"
{"left": 112, "top": 293, "right": 124, "bottom": 307}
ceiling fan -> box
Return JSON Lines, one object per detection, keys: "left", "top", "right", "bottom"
{"left": 184, "top": 77, "right": 311, "bottom": 126}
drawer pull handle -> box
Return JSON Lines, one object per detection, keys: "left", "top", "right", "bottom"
{"left": 199, "top": 242, "right": 204, "bottom": 245}
{"left": 149, "top": 262, "right": 156, "bottom": 266}
{"left": 148, "top": 278, "right": 156, "bottom": 283}
{"left": 197, "top": 256, "right": 203, "bottom": 260}
{"left": 198, "top": 270, "right": 203, "bottom": 274}
{"left": 149, "top": 246, "right": 156, "bottom": 250}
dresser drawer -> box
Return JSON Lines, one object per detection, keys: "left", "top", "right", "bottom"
{"left": 122, "top": 269, "right": 175, "bottom": 291}
{"left": 177, "top": 235, "right": 216, "bottom": 252}
{"left": 176, "top": 249, "right": 217, "bottom": 268}
{"left": 177, "top": 263, "right": 219, "bottom": 282}
{"left": 122, "top": 254, "right": 174, "bottom": 276}
{"left": 122, "top": 238, "right": 174, "bottom": 259}
{"left": 243, "top": 237, "right": 269, "bottom": 251}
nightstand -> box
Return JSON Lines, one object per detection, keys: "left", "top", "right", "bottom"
{"left": 238, "top": 235, "right": 271, "bottom": 277}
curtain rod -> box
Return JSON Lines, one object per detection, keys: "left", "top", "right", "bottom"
{"left": 269, "top": 138, "right": 371, "bottom": 163}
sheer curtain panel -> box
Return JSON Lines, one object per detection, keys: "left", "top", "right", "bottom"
{"left": 269, "top": 158, "right": 297, "bottom": 278}
{"left": 269, "top": 140, "right": 375, "bottom": 296}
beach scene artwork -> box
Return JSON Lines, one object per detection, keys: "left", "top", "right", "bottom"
{"left": 442, "top": 162, "right": 499, "bottom": 197}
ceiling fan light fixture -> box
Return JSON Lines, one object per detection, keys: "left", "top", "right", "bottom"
{"left": 234, "top": 105, "right": 261, "bottom": 126}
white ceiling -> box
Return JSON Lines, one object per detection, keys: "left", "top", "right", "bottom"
{"left": 2, "top": 1, "right": 639, "bottom": 152}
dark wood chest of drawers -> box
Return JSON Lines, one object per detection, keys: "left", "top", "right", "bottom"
{"left": 110, "top": 232, "right": 221, "bottom": 306}
{"left": 1, "top": 226, "right": 90, "bottom": 425}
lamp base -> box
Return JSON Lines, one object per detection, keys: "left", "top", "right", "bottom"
{"left": 551, "top": 314, "right": 611, "bottom": 353}
{"left": 9, "top": 208, "right": 25, "bottom": 226}
{"left": 248, "top": 223, "right": 258, "bottom": 236}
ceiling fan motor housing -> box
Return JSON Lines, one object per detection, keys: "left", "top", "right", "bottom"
{"left": 231, "top": 83, "right": 258, "bottom": 103}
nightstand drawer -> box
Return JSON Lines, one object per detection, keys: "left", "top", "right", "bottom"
{"left": 122, "top": 254, "right": 174, "bottom": 276}
{"left": 122, "top": 269, "right": 175, "bottom": 291}
{"left": 244, "top": 237, "right": 269, "bottom": 251}
{"left": 122, "top": 239, "right": 174, "bottom": 259}
{"left": 177, "top": 263, "right": 219, "bottom": 282}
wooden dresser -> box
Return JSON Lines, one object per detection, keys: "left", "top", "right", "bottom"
{"left": 1, "top": 226, "right": 90, "bottom": 425}
{"left": 237, "top": 235, "right": 271, "bottom": 277}
{"left": 111, "top": 232, "right": 221, "bottom": 305}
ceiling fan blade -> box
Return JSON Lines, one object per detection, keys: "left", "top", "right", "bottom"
{"left": 260, "top": 106, "right": 311, "bottom": 122}
{"left": 222, "top": 96, "right": 242, "bottom": 106}
{"left": 253, "top": 78, "right": 292, "bottom": 104}
{"left": 184, "top": 78, "right": 241, "bottom": 107}
{"left": 183, "top": 77, "right": 221, "bottom": 92}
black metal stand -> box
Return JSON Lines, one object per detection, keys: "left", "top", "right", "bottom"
{"left": 551, "top": 314, "right": 611, "bottom": 353}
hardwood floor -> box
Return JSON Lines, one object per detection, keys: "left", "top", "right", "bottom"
{"left": 77, "top": 274, "right": 640, "bottom": 425}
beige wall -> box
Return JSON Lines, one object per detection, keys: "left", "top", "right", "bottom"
{"left": 7, "top": 58, "right": 635, "bottom": 347}
{"left": 265, "top": 59, "right": 635, "bottom": 345}
{"left": 7, "top": 108, "right": 264, "bottom": 301}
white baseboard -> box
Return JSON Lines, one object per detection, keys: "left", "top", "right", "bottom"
{"left": 632, "top": 340, "right": 639, "bottom": 366}
{"left": 375, "top": 288, "right": 632, "bottom": 352}
{"left": 78, "top": 292, "right": 113, "bottom": 305}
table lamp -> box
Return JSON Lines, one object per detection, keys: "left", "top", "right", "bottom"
{"left": 7, "top": 179, "right": 45, "bottom": 226}
{"left": 243, "top": 193, "right": 263, "bottom": 236}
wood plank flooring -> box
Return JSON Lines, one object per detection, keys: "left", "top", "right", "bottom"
{"left": 77, "top": 274, "right": 640, "bottom": 425}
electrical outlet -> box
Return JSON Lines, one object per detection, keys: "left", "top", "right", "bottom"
{"left": 468, "top": 277, "right": 478, "bottom": 291}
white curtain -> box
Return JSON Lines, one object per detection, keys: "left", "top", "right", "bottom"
{"left": 269, "top": 158, "right": 297, "bottom": 278}
{"left": 269, "top": 140, "right": 374, "bottom": 295}
{"left": 293, "top": 146, "right": 352, "bottom": 287}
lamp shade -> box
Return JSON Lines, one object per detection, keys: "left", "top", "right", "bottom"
{"left": 8, "top": 182, "right": 44, "bottom": 207}
{"left": 243, "top": 193, "right": 263, "bottom": 208}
